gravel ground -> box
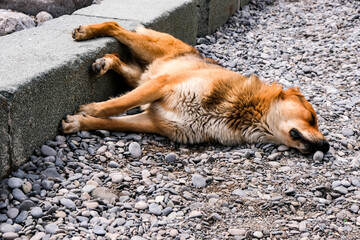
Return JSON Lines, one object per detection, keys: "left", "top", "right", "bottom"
{"left": 1, "top": 0, "right": 360, "bottom": 239}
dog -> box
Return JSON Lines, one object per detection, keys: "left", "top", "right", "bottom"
{"left": 62, "top": 21, "right": 329, "bottom": 154}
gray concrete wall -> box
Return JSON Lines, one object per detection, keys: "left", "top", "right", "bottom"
{"left": 0, "top": 0, "right": 249, "bottom": 179}
{"left": 196, "top": 0, "right": 249, "bottom": 36}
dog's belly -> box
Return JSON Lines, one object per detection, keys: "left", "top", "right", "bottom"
{"left": 149, "top": 77, "right": 240, "bottom": 145}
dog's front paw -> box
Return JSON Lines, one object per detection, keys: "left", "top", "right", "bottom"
{"left": 72, "top": 25, "right": 91, "bottom": 41}
{"left": 92, "top": 58, "right": 109, "bottom": 76}
{"left": 62, "top": 115, "right": 82, "bottom": 133}
{"left": 77, "top": 102, "right": 101, "bottom": 117}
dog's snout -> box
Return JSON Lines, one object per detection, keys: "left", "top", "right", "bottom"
{"left": 319, "top": 139, "right": 330, "bottom": 153}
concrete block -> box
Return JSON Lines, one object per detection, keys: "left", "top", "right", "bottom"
{"left": 196, "top": 0, "right": 239, "bottom": 36}
{"left": 0, "top": 15, "right": 138, "bottom": 169}
{"left": 0, "top": 96, "right": 11, "bottom": 177}
{"left": 74, "top": 0, "right": 197, "bottom": 45}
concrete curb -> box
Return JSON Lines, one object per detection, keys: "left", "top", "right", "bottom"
{"left": 0, "top": 0, "right": 248, "bottom": 179}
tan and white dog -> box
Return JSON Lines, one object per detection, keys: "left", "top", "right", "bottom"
{"left": 62, "top": 21, "right": 329, "bottom": 154}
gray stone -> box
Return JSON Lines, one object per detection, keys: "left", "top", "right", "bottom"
{"left": 7, "top": 178, "right": 23, "bottom": 189}
{"left": 0, "top": 11, "right": 35, "bottom": 36}
{"left": 149, "top": 203, "right": 162, "bottom": 216}
{"left": 30, "top": 207, "right": 43, "bottom": 218}
{"left": 0, "top": 0, "right": 93, "bottom": 18}
{"left": 82, "top": 185, "right": 96, "bottom": 193}
{"left": 41, "top": 168, "right": 61, "bottom": 179}
{"left": 94, "top": 225, "right": 106, "bottom": 235}
{"left": 108, "top": 161, "right": 120, "bottom": 168}
{"left": 135, "top": 201, "right": 148, "bottom": 210}
{"left": 165, "top": 153, "right": 178, "bottom": 163}
{"left": 313, "top": 151, "right": 324, "bottom": 161}
{"left": 162, "top": 207, "right": 173, "bottom": 216}
{"left": 6, "top": 208, "right": 19, "bottom": 219}
{"left": 111, "top": 174, "right": 124, "bottom": 183}
{"left": 232, "top": 189, "right": 247, "bottom": 197}
{"left": 0, "top": 223, "right": 16, "bottom": 233}
{"left": 35, "top": 11, "right": 53, "bottom": 25}
{"left": 332, "top": 180, "right": 342, "bottom": 188}
{"left": 45, "top": 223, "right": 59, "bottom": 234}
{"left": 333, "top": 186, "right": 348, "bottom": 195}
{"left": 28, "top": 232, "right": 46, "bottom": 240}
{"left": 19, "top": 200, "right": 36, "bottom": 211}
{"left": 350, "top": 204, "right": 359, "bottom": 213}
{"left": 60, "top": 198, "right": 76, "bottom": 209}
{"left": 253, "top": 231, "right": 263, "bottom": 238}
{"left": 341, "top": 128, "right": 354, "bottom": 137}
{"left": 128, "top": 142, "right": 142, "bottom": 158}
{"left": 42, "top": 179, "right": 54, "bottom": 190}
{"left": 41, "top": 145, "right": 57, "bottom": 157}
{"left": 14, "top": 211, "right": 28, "bottom": 224}
{"left": 189, "top": 210, "right": 202, "bottom": 218}
{"left": 12, "top": 189, "right": 27, "bottom": 201}
{"left": 131, "top": 237, "right": 147, "bottom": 240}
{"left": 228, "top": 228, "right": 246, "bottom": 236}
{"left": 2, "top": 232, "right": 19, "bottom": 240}
{"left": 267, "top": 152, "right": 281, "bottom": 161}
{"left": 91, "top": 187, "right": 117, "bottom": 201}
{"left": 192, "top": 174, "right": 206, "bottom": 188}
{"left": 0, "top": 214, "right": 8, "bottom": 222}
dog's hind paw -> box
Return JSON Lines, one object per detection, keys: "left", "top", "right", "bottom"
{"left": 62, "top": 115, "right": 81, "bottom": 133}
{"left": 92, "top": 58, "right": 108, "bottom": 76}
{"left": 72, "top": 25, "right": 90, "bottom": 41}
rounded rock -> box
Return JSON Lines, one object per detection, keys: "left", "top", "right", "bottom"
{"left": 165, "top": 153, "right": 178, "bottom": 163}
{"left": 129, "top": 142, "right": 142, "bottom": 158}
{"left": 135, "top": 201, "right": 148, "bottom": 210}
{"left": 7, "top": 178, "right": 23, "bottom": 189}
{"left": 253, "top": 231, "right": 263, "bottom": 238}
{"left": 313, "top": 151, "right": 324, "bottom": 161}
{"left": 45, "top": 223, "right": 59, "bottom": 234}
{"left": 12, "top": 189, "right": 27, "bottom": 201}
{"left": 149, "top": 203, "right": 162, "bottom": 216}
{"left": 14, "top": 211, "right": 28, "bottom": 224}
{"left": 93, "top": 225, "right": 106, "bottom": 235}
{"left": 2, "top": 232, "right": 19, "bottom": 240}
{"left": 60, "top": 198, "right": 76, "bottom": 209}
{"left": 41, "top": 145, "right": 57, "bottom": 156}
{"left": 30, "top": 207, "right": 43, "bottom": 218}
{"left": 192, "top": 174, "right": 206, "bottom": 188}
{"left": 6, "top": 208, "right": 19, "bottom": 219}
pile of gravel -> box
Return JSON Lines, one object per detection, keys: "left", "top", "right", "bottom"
{"left": 0, "top": 0, "right": 359, "bottom": 239}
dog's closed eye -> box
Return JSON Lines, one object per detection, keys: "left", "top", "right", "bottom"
{"left": 289, "top": 128, "right": 302, "bottom": 140}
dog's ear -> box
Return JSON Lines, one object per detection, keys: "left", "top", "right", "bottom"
{"left": 293, "top": 86, "right": 300, "bottom": 93}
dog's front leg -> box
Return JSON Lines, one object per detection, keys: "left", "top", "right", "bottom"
{"left": 62, "top": 111, "right": 164, "bottom": 135}
{"left": 77, "top": 75, "right": 170, "bottom": 118}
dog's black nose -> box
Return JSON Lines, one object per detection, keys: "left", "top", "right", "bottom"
{"left": 318, "top": 139, "right": 330, "bottom": 153}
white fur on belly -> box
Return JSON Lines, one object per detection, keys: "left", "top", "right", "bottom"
{"left": 151, "top": 78, "right": 241, "bottom": 145}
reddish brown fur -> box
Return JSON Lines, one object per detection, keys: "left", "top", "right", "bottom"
{"left": 62, "top": 22, "right": 329, "bottom": 154}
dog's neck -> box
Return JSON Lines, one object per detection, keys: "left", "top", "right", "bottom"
{"left": 221, "top": 75, "right": 283, "bottom": 144}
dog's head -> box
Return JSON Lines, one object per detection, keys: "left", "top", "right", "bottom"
{"left": 268, "top": 87, "right": 329, "bottom": 154}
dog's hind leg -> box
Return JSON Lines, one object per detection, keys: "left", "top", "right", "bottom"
{"left": 62, "top": 111, "right": 164, "bottom": 135}
{"left": 76, "top": 75, "right": 172, "bottom": 118}
{"left": 72, "top": 22, "right": 197, "bottom": 63}
{"left": 92, "top": 53, "right": 142, "bottom": 88}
